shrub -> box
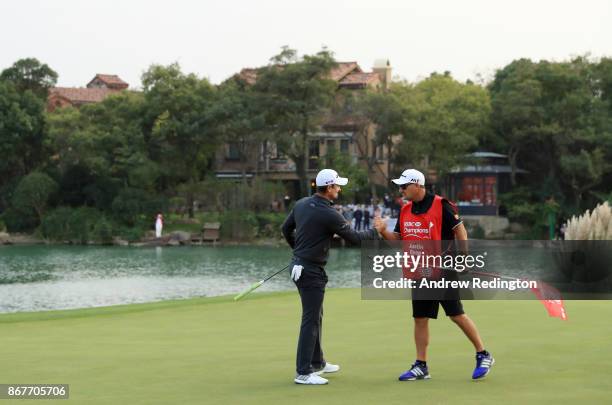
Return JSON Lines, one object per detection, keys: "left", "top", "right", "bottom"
{"left": 220, "top": 211, "right": 258, "bottom": 241}
{"left": 255, "top": 212, "right": 286, "bottom": 238}
{"left": 119, "top": 226, "right": 146, "bottom": 243}
{"left": 40, "top": 206, "right": 102, "bottom": 244}
{"left": 111, "top": 188, "right": 167, "bottom": 226}
{"left": 12, "top": 172, "right": 58, "bottom": 222}
{"left": 91, "top": 217, "right": 115, "bottom": 244}
{"left": 2, "top": 207, "right": 39, "bottom": 232}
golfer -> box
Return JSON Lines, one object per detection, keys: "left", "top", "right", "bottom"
{"left": 374, "top": 169, "right": 494, "bottom": 381}
{"left": 281, "top": 169, "right": 380, "bottom": 385}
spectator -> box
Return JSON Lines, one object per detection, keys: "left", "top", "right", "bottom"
{"left": 363, "top": 205, "right": 371, "bottom": 230}
{"left": 155, "top": 213, "right": 164, "bottom": 238}
{"left": 353, "top": 206, "right": 363, "bottom": 230}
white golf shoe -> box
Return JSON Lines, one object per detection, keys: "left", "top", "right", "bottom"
{"left": 314, "top": 363, "right": 340, "bottom": 375}
{"left": 294, "top": 373, "right": 329, "bottom": 385}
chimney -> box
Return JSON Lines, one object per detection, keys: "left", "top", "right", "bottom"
{"left": 372, "top": 59, "right": 392, "bottom": 90}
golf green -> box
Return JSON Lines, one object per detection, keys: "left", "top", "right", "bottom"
{"left": 1, "top": 289, "right": 610, "bottom": 404}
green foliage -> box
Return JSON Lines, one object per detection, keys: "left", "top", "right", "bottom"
{"left": 57, "top": 164, "right": 120, "bottom": 210}
{"left": 489, "top": 56, "right": 612, "bottom": 215}
{"left": 186, "top": 177, "right": 286, "bottom": 213}
{"left": 325, "top": 148, "right": 368, "bottom": 202}
{"left": 220, "top": 211, "right": 258, "bottom": 241}
{"left": 498, "top": 188, "right": 549, "bottom": 238}
{"left": 12, "top": 172, "right": 58, "bottom": 222}
{"left": 254, "top": 47, "right": 338, "bottom": 196}
{"left": 255, "top": 212, "right": 286, "bottom": 238}
{"left": 91, "top": 217, "right": 115, "bottom": 244}
{"left": 111, "top": 188, "right": 167, "bottom": 227}
{"left": 40, "top": 207, "right": 105, "bottom": 244}
{"left": 0, "top": 80, "right": 47, "bottom": 184}
{"left": 46, "top": 92, "right": 153, "bottom": 192}
{"left": 116, "top": 226, "right": 145, "bottom": 243}
{"left": 2, "top": 54, "right": 611, "bottom": 239}
{"left": 0, "top": 58, "right": 57, "bottom": 98}
{"left": 393, "top": 74, "right": 491, "bottom": 174}
{"left": 2, "top": 207, "right": 39, "bottom": 233}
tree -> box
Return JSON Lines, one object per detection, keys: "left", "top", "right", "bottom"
{"left": 325, "top": 148, "right": 368, "bottom": 202}
{"left": 352, "top": 89, "right": 406, "bottom": 196}
{"left": 12, "top": 172, "right": 58, "bottom": 223}
{"left": 489, "top": 59, "right": 543, "bottom": 185}
{"left": 255, "top": 47, "right": 338, "bottom": 196}
{"left": 0, "top": 80, "right": 47, "bottom": 189}
{"left": 394, "top": 74, "right": 491, "bottom": 175}
{"left": 216, "top": 78, "right": 266, "bottom": 185}
{"left": 490, "top": 56, "right": 612, "bottom": 214}
{"left": 46, "top": 92, "right": 152, "bottom": 210}
{"left": 0, "top": 58, "right": 58, "bottom": 98}
{"left": 142, "top": 63, "right": 220, "bottom": 216}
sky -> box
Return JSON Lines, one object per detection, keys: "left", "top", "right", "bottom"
{"left": 1, "top": 0, "right": 610, "bottom": 88}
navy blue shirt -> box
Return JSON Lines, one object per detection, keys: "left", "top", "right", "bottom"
{"left": 282, "top": 194, "right": 379, "bottom": 266}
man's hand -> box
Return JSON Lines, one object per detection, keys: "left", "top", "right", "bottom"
{"left": 373, "top": 215, "right": 387, "bottom": 234}
{"left": 291, "top": 265, "right": 303, "bottom": 282}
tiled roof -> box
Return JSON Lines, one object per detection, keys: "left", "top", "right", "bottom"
{"left": 48, "top": 87, "right": 116, "bottom": 103}
{"left": 339, "top": 72, "right": 381, "bottom": 87}
{"left": 88, "top": 74, "right": 128, "bottom": 88}
{"left": 329, "top": 62, "right": 361, "bottom": 81}
{"left": 238, "top": 61, "right": 364, "bottom": 85}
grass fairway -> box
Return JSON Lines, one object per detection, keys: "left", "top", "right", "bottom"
{"left": 1, "top": 289, "right": 611, "bottom": 404}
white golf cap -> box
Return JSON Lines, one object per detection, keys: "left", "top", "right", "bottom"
{"left": 391, "top": 169, "right": 425, "bottom": 186}
{"left": 315, "top": 169, "right": 349, "bottom": 187}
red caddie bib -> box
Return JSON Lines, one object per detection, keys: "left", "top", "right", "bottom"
{"left": 399, "top": 195, "right": 444, "bottom": 279}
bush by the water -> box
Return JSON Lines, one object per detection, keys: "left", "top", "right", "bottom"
{"left": 1, "top": 206, "right": 39, "bottom": 233}
{"left": 111, "top": 188, "right": 167, "bottom": 227}
{"left": 40, "top": 207, "right": 114, "bottom": 244}
{"left": 220, "top": 211, "right": 258, "bottom": 241}
{"left": 255, "top": 212, "right": 285, "bottom": 238}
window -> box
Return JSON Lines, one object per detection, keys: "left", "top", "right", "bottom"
{"left": 309, "top": 140, "right": 320, "bottom": 170}
{"left": 326, "top": 139, "right": 337, "bottom": 154}
{"left": 459, "top": 176, "right": 497, "bottom": 205}
{"left": 309, "top": 140, "right": 320, "bottom": 158}
{"left": 227, "top": 143, "right": 240, "bottom": 160}
{"left": 340, "top": 139, "right": 349, "bottom": 153}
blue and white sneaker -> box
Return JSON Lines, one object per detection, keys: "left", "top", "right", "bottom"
{"left": 399, "top": 362, "right": 430, "bottom": 381}
{"left": 472, "top": 352, "right": 495, "bottom": 380}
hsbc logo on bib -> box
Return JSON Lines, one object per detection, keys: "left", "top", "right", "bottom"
{"left": 403, "top": 221, "right": 431, "bottom": 238}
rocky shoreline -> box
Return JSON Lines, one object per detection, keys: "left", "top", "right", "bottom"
{"left": 0, "top": 231, "right": 285, "bottom": 247}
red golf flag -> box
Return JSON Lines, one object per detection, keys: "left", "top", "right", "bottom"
{"left": 530, "top": 281, "right": 568, "bottom": 321}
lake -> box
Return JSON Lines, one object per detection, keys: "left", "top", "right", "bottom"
{"left": 0, "top": 245, "right": 360, "bottom": 313}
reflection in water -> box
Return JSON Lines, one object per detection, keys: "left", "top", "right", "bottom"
{"left": 0, "top": 245, "right": 360, "bottom": 313}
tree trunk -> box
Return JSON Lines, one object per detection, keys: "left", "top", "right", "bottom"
{"left": 294, "top": 153, "right": 308, "bottom": 197}
{"left": 187, "top": 178, "right": 195, "bottom": 218}
{"left": 386, "top": 140, "right": 393, "bottom": 183}
{"left": 296, "top": 126, "right": 310, "bottom": 197}
{"left": 508, "top": 147, "right": 519, "bottom": 187}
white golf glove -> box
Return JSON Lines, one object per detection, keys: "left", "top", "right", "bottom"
{"left": 291, "top": 265, "right": 303, "bottom": 282}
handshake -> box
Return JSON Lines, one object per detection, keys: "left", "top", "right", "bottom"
{"left": 373, "top": 215, "right": 388, "bottom": 235}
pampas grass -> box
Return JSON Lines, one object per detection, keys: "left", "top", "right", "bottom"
{"left": 565, "top": 202, "right": 612, "bottom": 240}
